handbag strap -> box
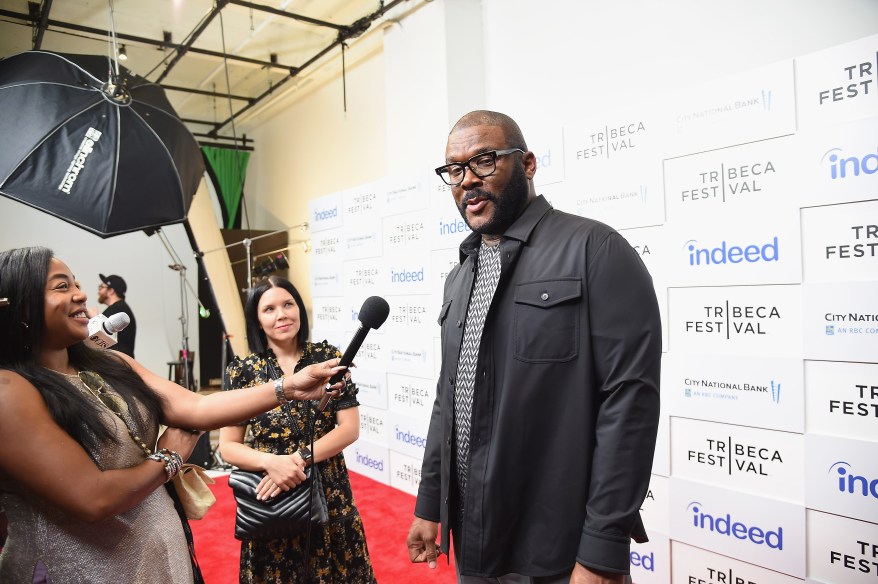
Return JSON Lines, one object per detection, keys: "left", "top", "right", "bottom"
{"left": 164, "top": 482, "right": 206, "bottom": 584}
{"left": 267, "top": 356, "right": 322, "bottom": 581}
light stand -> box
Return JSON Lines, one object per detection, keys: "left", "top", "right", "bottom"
{"left": 156, "top": 229, "right": 208, "bottom": 391}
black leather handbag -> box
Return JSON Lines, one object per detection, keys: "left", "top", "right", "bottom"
{"left": 228, "top": 465, "right": 329, "bottom": 541}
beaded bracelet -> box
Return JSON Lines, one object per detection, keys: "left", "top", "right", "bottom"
{"left": 274, "top": 377, "right": 288, "bottom": 405}
{"left": 147, "top": 449, "right": 184, "bottom": 483}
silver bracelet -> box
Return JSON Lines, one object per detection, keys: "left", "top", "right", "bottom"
{"left": 274, "top": 377, "right": 288, "bottom": 405}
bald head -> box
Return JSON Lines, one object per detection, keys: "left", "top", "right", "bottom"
{"left": 450, "top": 110, "right": 528, "bottom": 151}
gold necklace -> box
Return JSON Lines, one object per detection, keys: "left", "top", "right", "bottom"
{"left": 67, "top": 371, "right": 152, "bottom": 457}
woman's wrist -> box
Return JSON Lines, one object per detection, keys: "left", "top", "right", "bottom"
{"left": 273, "top": 376, "right": 288, "bottom": 405}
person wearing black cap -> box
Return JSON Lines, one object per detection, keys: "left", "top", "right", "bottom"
{"left": 87, "top": 273, "right": 137, "bottom": 357}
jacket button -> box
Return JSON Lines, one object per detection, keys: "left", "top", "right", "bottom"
{"left": 449, "top": 376, "right": 455, "bottom": 386}
{"left": 456, "top": 320, "right": 462, "bottom": 327}
{"left": 541, "top": 292, "right": 550, "bottom": 301}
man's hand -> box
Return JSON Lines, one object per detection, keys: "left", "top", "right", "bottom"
{"left": 570, "top": 563, "right": 627, "bottom": 584}
{"left": 406, "top": 517, "right": 440, "bottom": 569}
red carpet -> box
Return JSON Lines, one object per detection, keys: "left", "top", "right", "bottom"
{"left": 190, "top": 472, "right": 456, "bottom": 583}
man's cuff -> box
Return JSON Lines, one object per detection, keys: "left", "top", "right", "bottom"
{"left": 576, "top": 527, "right": 631, "bottom": 575}
{"left": 414, "top": 496, "right": 440, "bottom": 523}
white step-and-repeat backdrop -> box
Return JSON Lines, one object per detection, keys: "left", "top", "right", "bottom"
{"left": 310, "top": 35, "right": 877, "bottom": 583}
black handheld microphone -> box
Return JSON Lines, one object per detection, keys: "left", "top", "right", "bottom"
{"left": 318, "top": 296, "right": 390, "bottom": 411}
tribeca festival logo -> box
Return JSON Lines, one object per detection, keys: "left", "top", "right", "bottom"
{"left": 829, "top": 380, "right": 878, "bottom": 417}
{"left": 817, "top": 56, "right": 876, "bottom": 105}
{"left": 684, "top": 377, "right": 781, "bottom": 404}
{"left": 360, "top": 411, "right": 385, "bottom": 437}
{"left": 573, "top": 121, "right": 647, "bottom": 161}
{"left": 825, "top": 224, "right": 878, "bottom": 260}
{"left": 686, "top": 302, "right": 781, "bottom": 337}
{"left": 684, "top": 236, "right": 779, "bottom": 266}
{"left": 688, "top": 436, "right": 784, "bottom": 476}
{"left": 686, "top": 502, "right": 784, "bottom": 550}
{"left": 395, "top": 459, "right": 422, "bottom": 490}
{"left": 824, "top": 311, "right": 878, "bottom": 337}
{"left": 821, "top": 147, "right": 878, "bottom": 180}
{"left": 58, "top": 127, "right": 102, "bottom": 194}
{"left": 828, "top": 461, "right": 878, "bottom": 500}
{"left": 680, "top": 160, "right": 776, "bottom": 204}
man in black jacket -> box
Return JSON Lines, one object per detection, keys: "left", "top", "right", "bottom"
{"left": 407, "top": 111, "right": 661, "bottom": 584}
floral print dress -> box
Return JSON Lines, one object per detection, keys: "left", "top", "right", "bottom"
{"left": 225, "top": 340, "right": 377, "bottom": 584}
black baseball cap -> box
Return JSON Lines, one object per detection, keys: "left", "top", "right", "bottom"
{"left": 99, "top": 274, "right": 127, "bottom": 297}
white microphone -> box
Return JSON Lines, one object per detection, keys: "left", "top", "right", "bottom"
{"left": 86, "top": 312, "right": 131, "bottom": 349}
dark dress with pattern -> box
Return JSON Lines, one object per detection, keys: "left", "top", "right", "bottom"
{"left": 224, "top": 340, "right": 377, "bottom": 584}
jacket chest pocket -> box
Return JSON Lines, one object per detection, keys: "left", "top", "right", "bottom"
{"left": 513, "top": 279, "right": 581, "bottom": 363}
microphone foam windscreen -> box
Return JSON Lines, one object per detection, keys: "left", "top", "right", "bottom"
{"left": 358, "top": 296, "right": 390, "bottom": 329}
{"left": 106, "top": 312, "right": 131, "bottom": 333}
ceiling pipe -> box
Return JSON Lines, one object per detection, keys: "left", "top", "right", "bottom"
{"left": 0, "top": 9, "right": 293, "bottom": 72}
{"left": 156, "top": 0, "right": 229, "bottom": 83}
{"left": 210, "top": 0, "right": 412, "bottom": 135}
{"left": 31, "top": 0, "right": 53, "bottom": 50}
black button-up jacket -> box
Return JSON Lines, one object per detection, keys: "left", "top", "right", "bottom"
{"left": 415, "top": 195, "right": 661, "bottom": 577}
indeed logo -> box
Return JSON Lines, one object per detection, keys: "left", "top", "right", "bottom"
{"left": 355, "top": 451, "right": 384, "bottom": 471}
{"left": 822, "top": 147, "right": 878, "bottom": 180}
{"left": 687, "top": 502, "right": 783, "bottom": 549}
{"left": 629, "top": 551, "right": 654, "bottom": 572}
{"left": 313, "top": 206, "right": 338, "bottom": 221}
{"left": 394, "top": 426, "right": 427, "bottom": 449}
{"left": 438, "top": 218, "right": 471, "bottom": 236}
{"left": 685, "top": 237, "right": 779, "bottom": 265}
{"left": 829, "top": 461, "right": 878, "bottom": 499}
{"left": 391, "top": 268, "right": 424, "bottom": 283}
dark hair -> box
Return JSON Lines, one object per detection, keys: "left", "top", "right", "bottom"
{"left": 244, "top": 276, "right": 310, "bottom": 354}
{"left": 451, "top": 110, "right": 528, "bottom": 151}
{"left": 0, "top": 247, "right": 163, "bottom": 456}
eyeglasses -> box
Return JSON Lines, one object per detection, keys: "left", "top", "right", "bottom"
{"left": 435, "top": 148, "right": 525, "bottom": 187}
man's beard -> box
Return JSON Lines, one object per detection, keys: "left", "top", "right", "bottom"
{"left": 457, "top": 163, "right": 529, "bottom": 236}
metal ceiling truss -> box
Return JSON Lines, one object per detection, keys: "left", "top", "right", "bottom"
{"left": 2, "top": 0, "right": 409, "bottom": 148}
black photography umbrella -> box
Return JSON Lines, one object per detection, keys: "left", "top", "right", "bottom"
{"left": 0, "top": 51, "right": 204, "bottom": 238}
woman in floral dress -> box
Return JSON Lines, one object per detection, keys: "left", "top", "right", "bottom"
{"left": 220, "top": 276, "right": 376, "bottom": 583}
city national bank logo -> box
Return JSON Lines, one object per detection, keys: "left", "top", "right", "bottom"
{"left": 573, "top": 121, "right": 647, "bottom": 161}
{"left": 823, "top": 312, "right": 878, "bottom": 337}
{"left": 312, "top": 205, "right": 338, "bottom": 223}
{"left": 576, "top": 185, "right": 647, "bottom": 211}
{"left": 821, "top": 147, "right": 878, "bottom": 180}
{"left": 686, "top": 303, "right": 781, "bottom": 337}
{"left": 829, "top": 461, "right": 878, "bottom": 500}
{"left": 684, "top": 237, "right": 779, "bottom": 266}
{"left": 59, "top": 127, "right": 102, "bottom": 194}
{"left": 675, "top": 89, "right": 772, "bottom": 125}
{"left": 687, "top": 502, "right": 783, "bottom": 550}
{"left": 684, "top": 378, "right": 781, "bottom": 404}
{"left": 355, "top": 450, "right": 384, "bottom": 472}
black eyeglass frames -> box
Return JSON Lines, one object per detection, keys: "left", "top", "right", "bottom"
{"left": 434, "top": 148, "right": 525, "bottom": 186}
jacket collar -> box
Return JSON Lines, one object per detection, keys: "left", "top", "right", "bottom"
{"left": 458, "top": 195, "right": 553, "bottom": 262}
